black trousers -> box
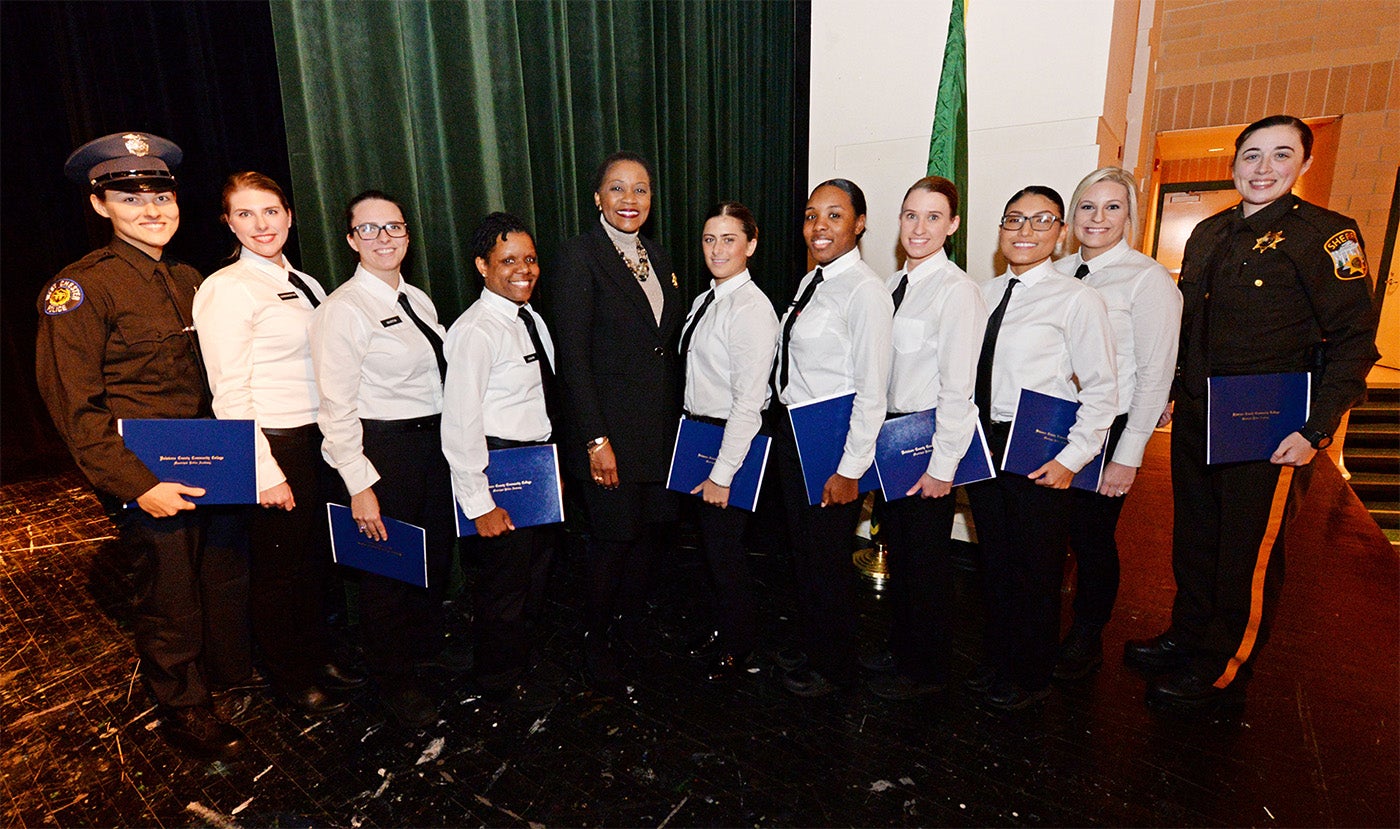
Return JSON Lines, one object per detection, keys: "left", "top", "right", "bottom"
{"left": 879, "top": 490, "right": 957, "bottom": 684}
{"left": 771, "top": 407, "right": 862, "bottom": 683}
{"left": 119, "top": 506, "right": 250, "bottom": 708}
{"left": 1169, "top": 393, "right": 1291, "bottom": 688}
{"left": 965, "top": 422, "right": 1071, "bottom": 692}
{"left": 1065, "top": 412, "right": 1131, "bottom": 631}
{"left": 579, "top": 480, "right": 675, "bottom": 636}
{"left": 471, "top": 525, "right": 553, "bottom": 686}
{"left": 695, "top": 500, "right": 757, "bottom": 653}
{"left": 358, "top": 419, "right": 456, "bottom": 687}
{"left": 250, "top": 425, "right": 334, "bottom": 691}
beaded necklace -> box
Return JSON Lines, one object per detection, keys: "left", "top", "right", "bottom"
{"left": 611, "top": 237, "right": 651, "bottom": 282}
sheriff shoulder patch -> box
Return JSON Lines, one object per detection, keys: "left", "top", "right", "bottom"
{"left": 43, "top": 278, "right": 85, "bottom": 315}
{"left": 1324, "top": 229, "right": 1368, "bottom": 280}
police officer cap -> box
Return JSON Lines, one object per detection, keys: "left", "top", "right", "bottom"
{"left": 64, "top": 132, "right": 183, "bottom": 193}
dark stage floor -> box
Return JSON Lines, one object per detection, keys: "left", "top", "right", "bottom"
{"left": 3, "top": 438, "right": 1397, "bottom": 828}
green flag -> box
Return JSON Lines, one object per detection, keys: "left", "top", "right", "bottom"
{"left": 927, "top": 0, "right": 968, "bottom": 269}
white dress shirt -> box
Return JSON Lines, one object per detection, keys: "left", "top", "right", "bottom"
{"left": 778, "top": 248, "right": 894, "bottom": 479}
{"left": 442, "top": 290, "right": 554, "bottom": 519}
{"left": 682, "top": 270, "right": 779, "bottom": 487}
{"left": 193, "top": 248, "right": 326, "bottom": 490}
{"left": 980, "top": 259, "right": 1117, "bottom": 473}
{"left": 310, "top": 264, "right": 446, "bottom": 495}
{"left": 1057, "top": 239, "right": 1182, "bottom": 467}
{"left": 886, "top": 251, "right": 988, "bottom": 481}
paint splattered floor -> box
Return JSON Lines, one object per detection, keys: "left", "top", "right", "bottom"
{"left": 3, "top": 440, "right": 1396, "bottom": 827}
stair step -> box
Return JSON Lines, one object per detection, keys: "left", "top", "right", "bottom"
{"left": 1342, "top": 445, "right": 1400, "bottom": 475}
{"left": 1347, "top": 419, "right": 1399, "bottom": 432}
{"left": 1385, "top": 528, "right": 1400, "bottom": 549}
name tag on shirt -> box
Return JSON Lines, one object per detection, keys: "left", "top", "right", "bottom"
{"left": 277, "top": 291, "right": 300, "bottom": 301}
{"left": 524, "top": 352, "right": 540, "bottom": 364}
{"left": 380, "top": 315, "right": 403, "bottom": 328}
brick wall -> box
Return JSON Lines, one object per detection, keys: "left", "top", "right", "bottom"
{"left": 1152, "top": 0, "right": 1400, "bottom": 250}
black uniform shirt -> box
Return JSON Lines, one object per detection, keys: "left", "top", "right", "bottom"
{"left": 1175, "top": 194, "right": 1379, "bottom": 436}
{"left": 36, "top": 238, "right": 208, "bottom": 502}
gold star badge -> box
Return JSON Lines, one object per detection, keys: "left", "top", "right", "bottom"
{"left": 1253, "top": 230, "right": 1285, "bottom": 252}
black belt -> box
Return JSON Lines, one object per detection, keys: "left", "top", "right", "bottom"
{"left": 261, "top": 423, "right": 318, "bottom": 438}
{"left": 683, "top": 411, "right": 727, "bottom": 428}
{"left": 485, "top": 435, "right": 550, "bottom": 450}
{"left": 361, "top": 414, "right": 441, "bottom": 433}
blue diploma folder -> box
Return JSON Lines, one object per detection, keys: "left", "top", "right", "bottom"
{"left": 1207, "top": 372, "right": 1310, "bottom": 464}
{"left": 873, "top": 410, "right": 996, "bottom": 500}
{"left": 665, "top": 417, "right": 771, "bottom": 512}
{"left": 787, "top": 392, "right": 880, "bottom": 506}
{"left": 454, "top": 444, "right": 565, "bottom": 537}
{"left": 327, "top": 503, "right": 428, "bottom": 588}
{"left": 1000, "top": 389, "right": 1107, "bottom": 492}
{"left": 117, "top": 418, "right": 257, "bottom": 506}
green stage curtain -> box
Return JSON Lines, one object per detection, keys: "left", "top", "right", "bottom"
{"left": 270, "top": 0, "right": 807, "bottom": 319}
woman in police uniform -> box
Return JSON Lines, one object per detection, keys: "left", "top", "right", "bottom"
{"left": 35, "top": 132, "right": 250, "bottom": 759}
{"left": 1127, "top": 115, "right": 1380, "bottom": 713}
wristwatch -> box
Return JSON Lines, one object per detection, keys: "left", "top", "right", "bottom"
{"left": 586, "top": 436, "right": 609, "bottom": 454}
{"left": 1297, "top": 427, "right": 1332, "bottom": 449}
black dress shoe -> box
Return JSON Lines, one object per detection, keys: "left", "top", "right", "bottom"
{"left": 868, "top": 673, "right": 945, "bottom": 700}
{"left": 383, "top": 685, "right": 439, "bottom": 729}
{"left": 685, "top": 629, "right": 723, "bottom": 659}
{"left": 1123, "top": 631, "right": 1194, "bottom": 674}
{"left": 984, "top": 681, "right": 1051, "bottom": 711}
{"left": 858, "top": 649, "right": 897, "bottom": 673}
{"left": 1053, "top": 626, "right": 1104, "bottom": 682}
{"left": 163, "top": 706, "right": 245, "bottom": 760}
{"left": 963, "top": 665, "right": 997, "bottom": 693}
{"left": 782, "top": 668, "right": 843, "bottom": 698}
{"left": 418, "top": 641, "right": 474, "bottom": 674}
{"left": 283, "top": 685, "right": 348, "bottom": 715}
{"left": 771, "top": 647, "right": 808, "bottom": 672}
{"left": 320, "top": 662, "right": 367, "bottom": 691}
{"left": 1146, "top": 670, "right": 1245, "bottom": 714}
{"left": 705, "top": 651, "right": 758, "bottom": 682}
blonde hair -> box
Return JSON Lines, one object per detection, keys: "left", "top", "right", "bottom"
{"left": 1067, "top": 166, "right": 1140, "bottom": 249}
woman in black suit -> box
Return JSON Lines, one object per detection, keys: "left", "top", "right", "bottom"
{"left": 548, "top": 152, "right": 683, "bottom": 689}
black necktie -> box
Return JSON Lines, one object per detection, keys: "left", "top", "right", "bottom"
{"left": 517, "top": 306, "right": 554, "bottom": 400}
{"left": 288, "top": 272, "right": 320, "bottom": 307}
{"left": 891, "top": 273, "right": 910, "bottom": 312}
{"left": 397, "top": 292, "right": 447, "bottom": 382}
{"left": 1073, "top": 262, "right": 1090, "bottom": 280}
{"left": 975, "top": 277, "right": 1019, "bottom": 427}
{"left": 154, "top": 260, "right": 208, "bottom": 404}
{"left": 679, "top": 289, "right": 715, "bottom": 356}
{"left": 775, "top": 267, "right": 825, "bottom": 392}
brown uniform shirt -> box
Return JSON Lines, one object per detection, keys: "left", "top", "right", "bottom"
{"left": 1175, "top": 194, "right": 1379, "bottom": 437}
{"left": 36, "top": 238, "right": 208, "bottom": 503}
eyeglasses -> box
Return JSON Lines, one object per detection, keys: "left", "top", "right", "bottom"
{"left": 350, "top": 222, "right": 409, "bottom": 240}
{"left": 998, "top": 213, "right": 1062, "bottom": 231}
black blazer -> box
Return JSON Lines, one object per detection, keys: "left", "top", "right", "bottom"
{"left": 545, "top": 220, "right": 683, "bottom": 482}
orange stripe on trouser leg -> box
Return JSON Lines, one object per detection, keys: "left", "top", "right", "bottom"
{"left": 1214, "top": 465, "right": 1294, "bottom": 689}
